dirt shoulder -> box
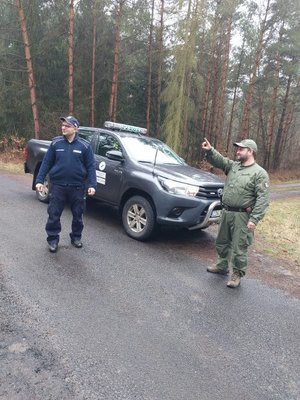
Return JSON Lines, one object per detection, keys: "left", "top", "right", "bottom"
{"left": 248, "top": 235, "right": 300, "bottom": 299}
{"left": 163, "top": 223, "right": 300, "bottom": 300}
{"left": 249, "top": 187, "right": 300, "bottom": 298}
{"left": 161, "top": 185, "right": 300, "bottom": 300}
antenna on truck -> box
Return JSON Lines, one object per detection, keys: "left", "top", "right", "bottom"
{"left": 152, "top": 145, "right": 159, "bottom": 176}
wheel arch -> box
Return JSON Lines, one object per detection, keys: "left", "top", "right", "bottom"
{"left": 120, "top": 189, "right": 156, "bottom": 217}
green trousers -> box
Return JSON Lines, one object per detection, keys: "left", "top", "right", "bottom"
{"left": 215, "top": 210, "right": 254, "bottom": 276}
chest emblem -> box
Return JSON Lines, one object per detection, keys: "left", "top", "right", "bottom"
{"left": 99, "top": 161, "right": 106, "bottom": 171}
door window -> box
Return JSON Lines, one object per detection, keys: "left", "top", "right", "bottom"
{"left": 78, "top": 129, "right": 94, "bottom": 142}
{"left": 96, "top": 134, "right": 121, "bottom": 157}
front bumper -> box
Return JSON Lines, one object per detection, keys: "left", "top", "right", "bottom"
{"left": 154, "top": 189, "right": 222, "bottom": 230}
{"left": 187, "top": 200, "right": 222, "bottom": 230}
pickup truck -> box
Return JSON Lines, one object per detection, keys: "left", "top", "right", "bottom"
{"left": 24, "top": 122, "right": 224, "bottom": 241}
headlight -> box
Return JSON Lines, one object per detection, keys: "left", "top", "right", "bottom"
{"left": 158, "top": 177, "right": 198, "bottom": 197}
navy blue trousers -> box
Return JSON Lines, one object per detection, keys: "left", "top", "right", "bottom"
{"left": 46, "top": 184, "right": 86, "bottom": 244}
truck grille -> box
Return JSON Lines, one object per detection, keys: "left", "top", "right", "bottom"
{"left": 196, "top": 186, "right": 223, "bottom": 199}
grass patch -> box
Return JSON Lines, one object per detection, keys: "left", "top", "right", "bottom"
{"left": 0, "top": 160, "right": 24, "bottom": 174}
{"left": 271, "top": 185, "right": 300, "bottom": 192}
{"left": 256, "top": 197, "right": 300, "bottom": 265}
{"left": 271, "top": 179, "right": 300, "bottom": 185}
{"left": 0, "top": 149, "right": 24, "bottom": 174}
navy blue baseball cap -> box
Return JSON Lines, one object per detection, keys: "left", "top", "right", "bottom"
{"left": 60, "top": 115, "right": 80, "bottom": 128}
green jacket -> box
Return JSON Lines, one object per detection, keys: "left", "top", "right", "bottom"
{"left": 206, "top": 148, "right": 270, "bottom": 225}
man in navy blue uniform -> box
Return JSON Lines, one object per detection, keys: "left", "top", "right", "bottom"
{"left": 35, "top": 116, "right": 97, "bottom": 253}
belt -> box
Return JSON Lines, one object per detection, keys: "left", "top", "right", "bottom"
{"left": 223, "top": 204, "right": 252, "bottom": 213}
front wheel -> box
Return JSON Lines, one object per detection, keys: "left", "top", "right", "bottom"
{"left": 122, "top": 195, "right": 156, "bottom": 241}
{"left": 36, "top": 175, "right": 51, "bottom": 203}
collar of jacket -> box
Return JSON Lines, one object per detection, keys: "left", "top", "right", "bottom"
{"left": 63, "top": 132, "right": 78, "bottom": 144}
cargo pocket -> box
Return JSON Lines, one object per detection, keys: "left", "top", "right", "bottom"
{"left": 239, "top": 227, "right": 254, "bottom": 250}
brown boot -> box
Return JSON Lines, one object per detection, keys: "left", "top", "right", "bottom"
{"left": 207, "top": 266, "right": 229, "bottom": 275}
{"left": 227, "top": 271, "right": 241, "bottom": 288}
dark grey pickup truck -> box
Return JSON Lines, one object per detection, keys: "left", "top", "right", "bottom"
{"left": 24, "top": 122, "right": 224, "bottom": 241}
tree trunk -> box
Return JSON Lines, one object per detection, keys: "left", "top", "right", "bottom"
{"left": 108, "top": 0, "right": 125, "bottom": 121}
{"left": 265, "top": 50, "right": 280, "bottom": 169}
{"left": 91, "top": 0, "right": 97, "bottom": 127}
{"left": 201, "top": 1, "right": 220, "bottom": 140}
{"left": 182, "top": 0, "right": 200, "bottom": 158}
{"left": 240, "top": 0, "right": 271, "bottom": 139}
{"left": 68, "top": 0, "right": 74, "bottom": 115}
{"left": 272, "top": 75, "right": 292, "bottom": 170}
{"left": 226, "top": 40, "right": 245, "bottom": 153}
{"left": 214, "top": 14, "right": 233, "bottom": 148}
{"left": 201, "top": 61, "right": 212, "bottom": 137}
{"left": 146, "top": 0, "right": 155, "bottom": 134}
{"left": 280, "top": 76, "right": 300, "bottom": 161}
{"left": 156, "top": 0, "right": 164, "bottom": 139}
{"left": 16, "top": 0, "right": 40, "bottom": 139}
{"left": 207, "top": 51, "right": 220, "bottom": 146}
{"left": 257, "top": 90, "right": 266, "bottom": 163}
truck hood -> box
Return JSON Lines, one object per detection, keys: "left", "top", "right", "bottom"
{"left": 152, "top": 164, "right": 223, "bottom": 187}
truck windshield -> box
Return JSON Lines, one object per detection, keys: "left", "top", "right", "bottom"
{"left": 122, "top": 136, "right": 185, "bottom": 165}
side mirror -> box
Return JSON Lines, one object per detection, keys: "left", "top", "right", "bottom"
{"left": 106, "top": 150, "right": 124, "bottom": 161}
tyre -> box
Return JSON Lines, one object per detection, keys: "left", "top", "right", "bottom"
{"left": 36, "top": 175, "right": 51, "bottom": 203}
{"left": 122, "top": 195, "right": 156, "bottom": 241}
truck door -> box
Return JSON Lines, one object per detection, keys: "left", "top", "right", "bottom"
{"left": 94, "top": 133, "right": 123, "bottom": 204}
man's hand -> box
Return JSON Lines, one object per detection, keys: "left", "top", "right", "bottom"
{"left": 36, "top": 183, "right": 44, "bottom": 192}
{"left": 87, "top": 187, "right": 96, "bottom": 196}
{"left": 247, "top": 221, "right": 256, "bottom": 230}
{"left": 202, "top": 137, "right": 212, "bottom": 151}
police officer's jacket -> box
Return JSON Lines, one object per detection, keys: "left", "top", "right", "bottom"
{"left": 206, "top": 148, "right": 269, "bottom": 225}
{"left": 36, "top": 134, "right": 97, "bottom": 189}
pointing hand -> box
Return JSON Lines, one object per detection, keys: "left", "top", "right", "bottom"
{"left": 202, "top": 137, "right": 212, "bottom": 151}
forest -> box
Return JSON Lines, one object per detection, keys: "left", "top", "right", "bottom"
{"left": 0, "top": 0, "right": 299, "bottom": 170}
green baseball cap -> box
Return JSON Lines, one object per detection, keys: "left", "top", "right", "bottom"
{"left": 234, "top": 139, "right": 257, "bottom": 152}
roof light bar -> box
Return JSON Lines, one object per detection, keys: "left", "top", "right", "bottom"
{"left": 104, "top": 121, "right": 147, "bottom": 135}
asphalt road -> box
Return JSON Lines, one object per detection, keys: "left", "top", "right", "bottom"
{"left": 1, "top": 171, "right": 300, "bottom": 400}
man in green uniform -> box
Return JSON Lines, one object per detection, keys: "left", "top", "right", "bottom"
{"left": 202, "top": 138, "right": 269, "bottom": 288}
